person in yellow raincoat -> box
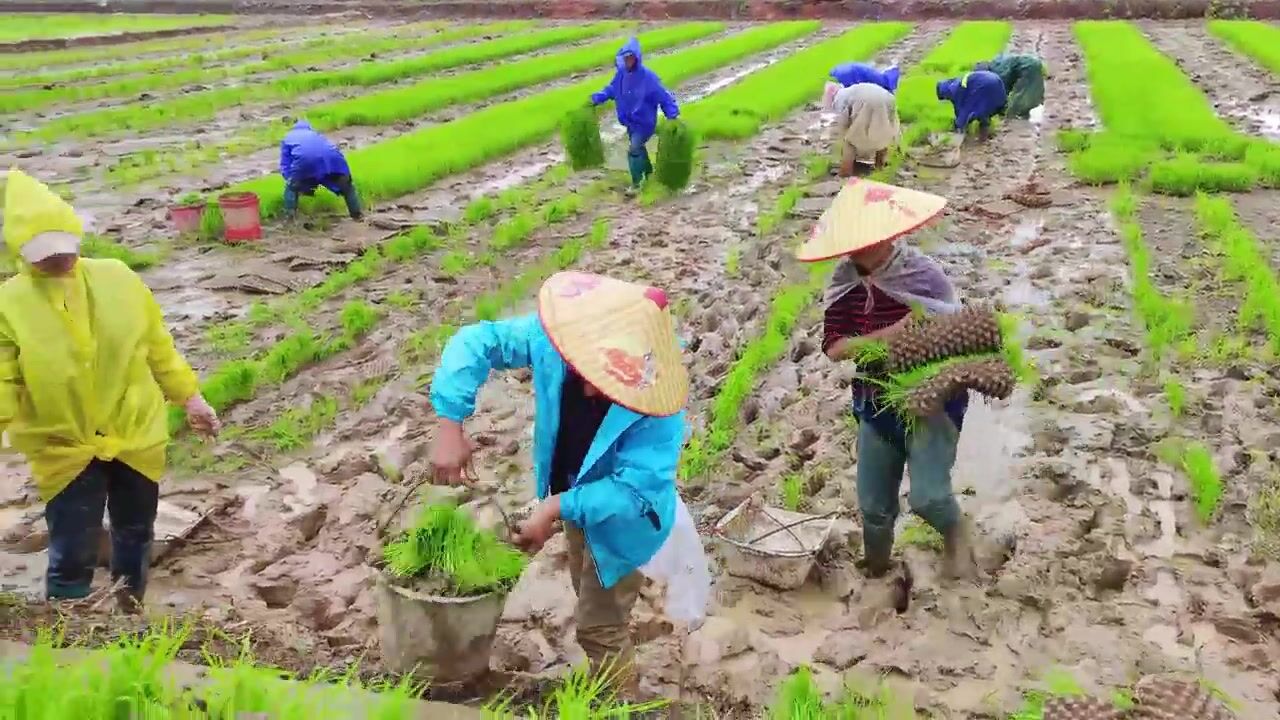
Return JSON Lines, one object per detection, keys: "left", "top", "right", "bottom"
{"left": 0, "top": 169, "right": 220, "bottom": 609}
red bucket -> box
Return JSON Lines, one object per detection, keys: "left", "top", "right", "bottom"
{"left": 168, "top": 203, "right": 203, "bottom": 236}
{"left": 217, "top": 191, "right": 262, "bottom": 243}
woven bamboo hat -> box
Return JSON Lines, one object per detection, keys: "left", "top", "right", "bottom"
{"left": 538, "top": 271, "right": 689, "bottom": 417}
{"left": 796, "top": 178, "right": 947, "bottom": 262}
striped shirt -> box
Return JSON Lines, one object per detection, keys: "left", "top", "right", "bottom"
{"left": 822, "top": 283, "right": 911, "bottom": 353}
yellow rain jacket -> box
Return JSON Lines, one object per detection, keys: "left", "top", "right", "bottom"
{"left": 0, "top": 169, "right": 199, "bottom": 501}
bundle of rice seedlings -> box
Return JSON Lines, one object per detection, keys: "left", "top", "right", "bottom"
{"left": 1039, "top": 696, "right": 1126, "bottom": 719}
{"left": 655, "top": 119, "right": 695, "bottom": 191}
{"left": 885, "top": 304, "right": 1003, "bottom": 372}
{"left": 381, "top": 502, "right": 526, "bottom": 596}
{"left": 560, "top": 107, "right": 605, "bottom": 171}
{"left": 1133, "top": 676, "right": 1237, "bottom": 719}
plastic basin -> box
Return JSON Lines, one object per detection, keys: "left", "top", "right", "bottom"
{"left": 217, "top": 191, "right": 262, "bottom": 242}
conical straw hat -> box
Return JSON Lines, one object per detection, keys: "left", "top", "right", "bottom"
{"left": 538, "top": 271, "right": 689, "bottom": 417}
{"left": 796, "top": 178, "right": 947, "bottom": 262}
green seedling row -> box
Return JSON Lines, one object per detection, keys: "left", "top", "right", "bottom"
{"left": 1, "top": 20, "right": 458, "bottom": 113}
{"left": 0, "top": 26, "right": 308, "bottom": 87}
{"left": 18, "top": 21, "right": 576, "bottom": 143}
{"left": 1192, "top": 193, "right": 1280, "bottom": 351}
{"left": 81, "top": 234, "right": 163, "bottom": 270}
{"left": 896, "top": 21, "right": 1012, "bottom": 139}
{"left": 235, "top": 21, "right": 819, "bottom": 219}
{"left": 0, "top": 25, "right": 297, "bottom": 73}
{"left": 1208, "top": 20, "right": 1280, "bottom": 76}
{"left": 0, "top": 12, "right": 231, "bottom": 44}
{"left": 1108, "top": 184, "right": 1193, "bottom": 359}
{"left": 768, "top": 665, "right": 911, "bottom": 718}
{"left": 109, "top": 23, "right": 711, "bottom": 186}
{"left": 682, "top": 22, "right": 913, "bottom": 140}
{"left": 1066, "top": 21, "right": 1280, "bottom": 193}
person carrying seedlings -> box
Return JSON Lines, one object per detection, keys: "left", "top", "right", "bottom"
{"left": 0, "top": 169, "right": 220, "bottom": 610}
{"left": 974, "top": 53, "right": 1047, "bottom": 119}
{"left": 588, "top": 38, "right": 680, "bottom": 193}
{"left": 279, "top": 120, "right": 363, "bottom": 221}
{"left": 428, "top": 271, "right": 692, "bottom": 694}
{"left": 831, "top": 83, "right": 900, "bottom": 177}
{"left": 798, "top": 178, "right": 977, "bottom": 582}
{"left": 935, "top": 70, "right": 1007, "bottom": 142}
{"left": 830, "top": 61, "right": 901, "bottom": 93}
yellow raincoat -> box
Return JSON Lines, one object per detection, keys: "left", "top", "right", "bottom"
{"left": 0, "top": 169, "right": 199, "bottom": 501}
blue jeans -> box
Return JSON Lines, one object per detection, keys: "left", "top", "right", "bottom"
{"left": 854, "top": 389, "right": 966, "bottom": 559}
{"left": 627, "top": 132, "right": 653, "bottom": 187}
{"left": 284, "top": 173, "right": 362, "bottom": 219}
{"left": 45, "top": 459, "right": 158, "bottom": 601}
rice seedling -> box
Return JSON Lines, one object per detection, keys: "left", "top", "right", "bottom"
{"left": 655, "top": 119, "right": 697, "bottom": 191}
{"left": 1109, "top": 184, "right": 1194, "bottom": 358}
{"left": 0, "top": 20, "right": 458, "bottom": 114}
{"left": 1163, "top": 377, "right": 1187, "bottom": 417}
{"left": 1192, "top": 192, "right": 1280, "bottom": 350}
{"left": 0, "top": 25, "right": 289, "bottom": 75}
{"left": 15, "top": 22, "right": 566, "bottom": 144}
{"left": 1178, "top": 441, "right": 1224, "bottom": 523}
{"left": 236, "top": 21, "right": 829, "bottom": 219}
{"left": 899, "top": 516, "right": 944, "bottom": 550}
{"left": 485, "top": 660, "right": 669, "bottom": 718}
{"left": 80, "top": 234, "right": 162, "bottom": 270}
{"left": 1008, "top": 668, "right": 1088, "bottom": 719}
{"left": 680, "top": 264, "right": 828, "bottom": 481}
{"left": 382, "top": 502, "right": 526, "bottom": 596}
{"left": 1209, "top": 19, "right": 1280, "bottom": 76}
{"left": 385, "top": 290, "right": 419, "bottom": 309}
{"left": 0, "top": 13, "right": 231, "bottom": 44}
{"left": 253, "top": 395, "right": 339, "bottom": 451}
{"left": 779, "top": 473, "right": 805, "bottom": 511}
{"left": 768, "top": 665, "right": 910, "bottom": 718}
{"left": 895, "top": 21, "right": 1012, "bottom": 135}
{"left": 198, "top": 205, "right": 225, "bottom": 243}
{"left": 339, "top": 299, "right": 381, "bottom": 339}
{"left": 1147, "top": 156, "right": 1258, "bottom": 196}
{"left": 725, "top": 245, "right": 742, "bottom": 276}
{"left": 683, "top": 22, "right": 912, "bottom": 140}
{"left": 756, "top": 184, "right": 804, "bottom": 236}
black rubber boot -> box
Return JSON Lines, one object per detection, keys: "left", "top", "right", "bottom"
{"left": 860, "top": 522, "right": 895, "bottom": 578}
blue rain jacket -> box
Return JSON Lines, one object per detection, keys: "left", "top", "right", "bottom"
{"left": 830, "top": 62, "right": 900, "bottom": 93}
{"left": 279, "top": 120, "right": 351, "bottom": 193}
{"left": 936, "top": 71, "right": 1007, "bottom": 131}
{"left": 430, "top": 314, "right": 685, "bottom": 590}
{"left": 590, "top": 38, "right": 679, "bottom": 145}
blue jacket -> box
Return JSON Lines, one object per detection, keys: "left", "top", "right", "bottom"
{"left": 830, "top": 62, "right": 900, "bottom": 93}
{"left": 279, "top": 120, "right": 351, "bottom": 191}
{"left": 429, "top": 314, "right": 685, "bottom": 589}
{"left": 936, "top": 71, "right": 1007, "bottom": 131}
{"left": 590, "top": 38, "right": 679, "bottom": 144}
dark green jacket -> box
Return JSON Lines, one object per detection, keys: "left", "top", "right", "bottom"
{"left": 978, "top": 54, "right": 1045, "bottom": 118}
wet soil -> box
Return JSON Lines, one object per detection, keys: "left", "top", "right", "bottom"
{"left": 0, "top": 23, "right": 240, "bottom": 54}
{"left": 4, "top": 18, "right": 1280, "bottom": 717}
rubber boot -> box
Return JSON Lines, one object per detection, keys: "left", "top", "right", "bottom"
{"left": 860, "top": 522, "right": 894, "bottom": 579}
{"left": 942, "top": 516, "right": 978, "bottom": 580}
{"left": 626, "top": 153, "right": 647, "bottom": 191}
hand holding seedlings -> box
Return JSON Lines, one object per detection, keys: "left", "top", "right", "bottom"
{"left": 513, "top": 496, "right": 562, "bottom": 553}
{"left": 430, "top": 418, "right": 478, "bottom": 486}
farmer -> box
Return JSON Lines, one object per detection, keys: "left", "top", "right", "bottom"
{"left": 0, "top": 169, "right": 220, "bottom": 610}
{"left": 588, "top": 38, "right": 680, "bottom": 193}
{"left": 429, "top": 271, "right": 689, "bottom": 693}
{"left": 974, "top": 53, "right": 1047, "bottom": 119}
{"left": 831, "top": 83, "right": 900, "bottom": 177}
{"left": 279, "top": 120, "right": 363, "bottom": 221}
{"left": 935, "top": 70, "right": 1007, "bottom": 141}
{"left": 797, "top": 178, "right": 977, "bottom": 581}
{"left": 830, "top": 61, "right": 900, "bottom": 93}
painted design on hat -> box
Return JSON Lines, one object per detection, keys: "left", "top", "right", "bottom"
{"left": 550, "top": 271, "right": 603, "bottom": 298}
{"left": 601, "top": 335, "right": 657, "bottom": 390}
{"left": 864, "top": 183, "right": 918, "bottom": 218}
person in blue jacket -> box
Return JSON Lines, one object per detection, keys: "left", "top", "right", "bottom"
{"left": 589, "top": 38, "right": 680, "bottom": 192}
{"left": 935, "top": 70, "right": 1007, "bottom": 142}
{"left": 429, "top": 271, "right": 689, "bottom": 692}
{"left": 830, "top": 62, "right": 900, "bottom": 93}
{"left": 279, "top": 120, "right": 362, "bottom": 220}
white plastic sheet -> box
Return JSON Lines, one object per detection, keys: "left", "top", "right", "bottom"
{"left": 640, "top": 494, "right": 711, "bottom": 630}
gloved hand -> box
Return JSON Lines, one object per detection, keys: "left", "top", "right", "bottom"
{"left": 184, "top": 394, "right": 221, "bottom": 437}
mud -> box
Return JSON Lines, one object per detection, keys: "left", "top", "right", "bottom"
{"left": 0, "top": 23, "right": 239, "bottom": 54}
{"left": 4, "top": 17, "right": 1280, "bottom": 717}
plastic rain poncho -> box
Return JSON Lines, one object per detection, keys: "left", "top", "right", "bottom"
{"left": 833, "top": 83, "right": 900, "bottom": 156}
{"left": 825, "top": 243, "right": 961, "bottom": 316}
{"left": 830, "top": 62, "right": 901, "bottom": 93}
{"left": 280, "top": 120, "right": 352, "bottom": 191}
{"left": 590, "top": 37, "right": 680, "bottom": 145}
{"left": 936, "top": 71, "right": 1007, "bottom": 132}
{"left": 976, "top": 54, "right": 1046, "bottom": 119}
{"left": 0, "top": 169, "right": 199, "bottom": 501}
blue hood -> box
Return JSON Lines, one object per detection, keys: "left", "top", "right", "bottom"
{"left": 615, "top": 36, "right": 642, "bottom": 72}
{"left": 830, "top": 62, "right": 900, "bottom": 93}
{"left": 292, "top": 119, "right": 313, "bottom": 131}
{"left": 936, "top": 72, "right": 1007, "bottom": 131}
{"left": 936, "top": 77, "right": 961, "bottom": 101}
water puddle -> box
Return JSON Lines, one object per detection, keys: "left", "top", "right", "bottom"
{"left": 718, "top": 584, "right": 841, "bottom": 664}
{"left": 952, "top": 389, "right": 1034, "bottom": 500}
{"left": 1241, "top": 106, "right": 1280, "bottom": 142}
{"left": 698, "top": 60, "right": 774, "bottom": 96}
{"left": 1001, "top": 276, "right": 1050, "bottom": 308}
{"left": 1143, "top": 567, "right": 1183, "bottom": 608}
{"left": 1009, "top": 217, "right": 1043, "bottom": 250}
{"left": 1105, "top": 458, "right": 1144, "bottom": 536}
